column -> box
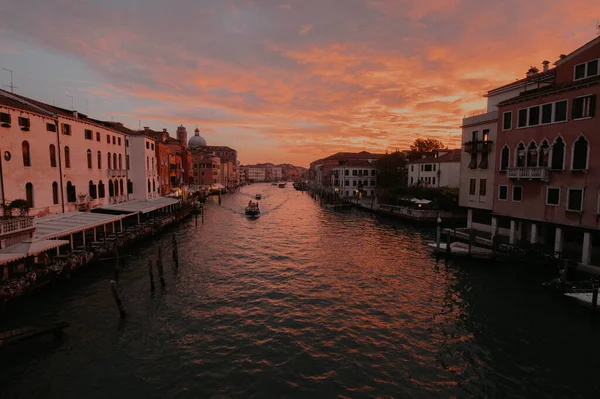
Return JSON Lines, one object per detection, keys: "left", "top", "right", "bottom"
{"left": 120, "top": 219, "right": 123, "bottom": 232}
{"left": 509, "top": 220, "right": 516, "bottom": 245}
{"left": 516, "top": 221, "right": 523, "bottom": 242}
{"left": 94, "top": 227, "right": 97, "bottom": 241}
{"left": 554, "top": 227, "right": 563, "bottom": 258}
{"left": 530, "top": 223, "right": 538, "bottom": 244}
{"left": 582, "top": 231, "right": 592, "bottom": 266}
{"left": 491, "top": 217, "right": 498, "bottom": 241}
{"left": 70, "top": 234, "right": 74, "bottom": 250}
{"left": 82, "top": 230, "right": 86, "bottom": 246}
{"left": 467, "top": 209, "right": 473, "bottom": 229}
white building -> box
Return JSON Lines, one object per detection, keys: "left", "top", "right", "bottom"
{"left": 267, "top": 166, "right": 283, "bottom": 181}
{"left": 407, "top": 150, "right": 461, "bottom": 188}
{"left": 244, "top": 167, "right": 266, "bottom": 182}
{"left": 331, "top": 160, "right": 377, "bottom": 198}
{"left": 126, "top": 133, "right": 160, "bottom": 200}
{"left": 0, "top": 89, "right": 130, "bottom": 217}
{"left": 458, "top": 65, "right": 552, "bottom": 233}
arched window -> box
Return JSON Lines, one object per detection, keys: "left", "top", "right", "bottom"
{"left": 66, "top": 181, "right": 75, "bottom": 202}
{"left": 147, "top": 156, "right": 149, "bottom": 170}
{"left": 22, "top": 141, "right": 31, "bottom": 167}
{"left": 87, "top": 149, "right": 92, "bottom": 169}
{"left": 108, "top": 180, "right": 114, "bottom": 197}
{"left": 49, "top": 144, "right": 57, "bottom": 167}
{"left": 127, "top": 179, "right": 132, "bottom": 194}
{"left": 119, "top": 179, "right": 124, "bottom": 195}
{"left": 500, "top": 145, "right": 510, "bottom": 171}
{"left": 98, "top": 180, "right": 105, "bottom": 198}
{"left": 107, "top": 152, "right": 111, "bottom": 169}
{"left": 126, "top": 155, "right": 130, "bottom": 170}
{"left": 551, "top": 137, "right": 565, "bottom": 170}
{"left": 152, "top": 179, "right": 156, "bottom": 192}
{"left": 118, "top": 154, "right": 122, "bottom": 170}
{"left": 52, "top": 182, "right": 59, "bottom": 205}
{"left": 572, "top": 136, "right": 589, "bottom": 170}
{"left": 98, "top": 151, "right": 102, "bottom": 169}
{"left": 25, "top": 182, "right": 33, "bottom": 208}
{"left": 89, "top": 180, "right": 97, "bottom": 199}
{"left": 526, "top": 142, "right": 538, "bottom": 167}
{"left": 64, "top": 146, "right": 71, "bottom": 168}
{"left": 147, "top": 179, "right": 151, "bottom": 193}
{"left": 113, "top": 153, "right": 117, "bottom": 171}
{"left": 516, "top": 143, "right": 526, "bottom": 167}
{"left": 539, "top": 141, "right": 550, "bottom": 167}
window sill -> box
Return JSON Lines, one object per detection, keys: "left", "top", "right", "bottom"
{"left": 570, "top": 169, "right": 588, "bottom": 172}
{"left": 545, "top": 203, "right": 559, "bottom": 207}
{"left": 572, "top": 116, "right": 592, "bottom": 121}
{"left": 566, "top": 209, "right": 583, "bottom": 214}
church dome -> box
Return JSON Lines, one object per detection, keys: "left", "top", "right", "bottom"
{"left": 188, "top": 128, "right": 207, "bottom": 149}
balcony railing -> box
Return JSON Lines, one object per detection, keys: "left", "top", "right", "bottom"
{"left": 107, "top": 169, "right": 127, "bottom": 177}
{"left": 507, "top": 167, "right": 550, "bottom": 181}
{"left": 0, "top": 216, "right": 35, "bottom": 237}
{"left": 464, "top": 140, "right": 493, "bottom": 153}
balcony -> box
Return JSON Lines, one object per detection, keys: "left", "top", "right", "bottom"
{"left": 507, "top": 167, "right": 550, "bottom": 181}
{"left": 464, "top": 140, "right": 493, "bottom": 153}
{"left": 107, "top": 169, "right": 127, "bottom": 177}
{"left": 0, "top": 217, "right": 35, "bottom": 237}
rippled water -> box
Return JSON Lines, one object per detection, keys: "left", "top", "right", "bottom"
{"left": 1, "top": 183, "right": 599, "bottom": 398}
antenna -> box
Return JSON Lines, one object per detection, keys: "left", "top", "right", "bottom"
{"left": 1, "top": 68, "right": 16, "bottom": 93}
{"left": 138, "top": 120, "right": 141, "bottom": 129}
{"left": 84, "top": 99, "right": 89, "bottom": 114}
{"left": 66, "top": 94, "right": 74, "bottom": 110}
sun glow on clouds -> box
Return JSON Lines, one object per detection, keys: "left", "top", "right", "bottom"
{"left": 0, "top": 0, "right": 599, "bottom": 165}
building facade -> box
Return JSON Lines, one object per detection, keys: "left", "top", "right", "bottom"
{"left": 406, "top": 150, "right": 461, "bottom": 188}
{"left": 0, "top": 89, "right": 130, "bottom": 217}
{"left": 331, "top": 160, "right": 377, "bottom": 198}
{"left": 310, "top": 151, "right": 383, "bottom": 188}
{"left": 491, "top": 36, "right": 600, "bottom": 266}
{"left": 127, "top": 133, "right": 160, "bottom": 200}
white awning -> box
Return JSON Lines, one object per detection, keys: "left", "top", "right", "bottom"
{"left": 98, "top": 197, "right": 180, "bottom": 214}
{"left": 0, "top": 239, "right": 69, "bottom": 265}
{"left": 33, "top": 212, "right": 131, "bottom": 241}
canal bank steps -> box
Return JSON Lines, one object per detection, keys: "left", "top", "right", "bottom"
{"left": 0, "top": 203, "right": 196, "bottom": 308}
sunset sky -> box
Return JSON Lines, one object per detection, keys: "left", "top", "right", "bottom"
{"left": 0, "top": 0, "right": 598, "bottom": 166}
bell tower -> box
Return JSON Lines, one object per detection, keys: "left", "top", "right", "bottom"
{"left": 177, "top": 125, "right": 188, "bottom": 149}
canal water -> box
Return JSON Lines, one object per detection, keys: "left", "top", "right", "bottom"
{"left": 1, "top": 183, "right": 599, "bottom": 398}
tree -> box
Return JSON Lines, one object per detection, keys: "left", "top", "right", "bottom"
{"left": 376, "top": 151, "right": 407, "bottom": 189}
{"left": 410, "top": 138, "right": 445, "bottom": 154}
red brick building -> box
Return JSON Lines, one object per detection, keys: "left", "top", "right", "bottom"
{"left": 492, "top": 36, "right": 600, "bottom": 266}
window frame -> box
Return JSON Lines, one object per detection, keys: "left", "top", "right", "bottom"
{"left": 566, "top": 188, "right": 584, "bottom": 212}
{"left": 469, "top": 178, "right": 476, "bottom": 196}
{"left": 572, "top": 94, "right": 596, "bottom": 120}
{"left": 502, "top": 111, "right": 512, "bottom": 130}
{"left": 573, "top": 58, "right": 600, "bottom": 81}
{"left": 570, "top": 135, "right": 589, "bottom": 171}
{"left": 517, "top": 99, "right": 569, "bottom": 128}
{"left": 512, "top": 185, "right": 523, "bottom": 202}
{"left": 546, "top": 187, "right": 560, "bottom": 206}
{"left": 498, "top": 185, "right": 508, "bottom": 201}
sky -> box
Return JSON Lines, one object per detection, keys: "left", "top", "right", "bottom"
{"left": 0, "top": 1, "right": 599, "bottom": 166}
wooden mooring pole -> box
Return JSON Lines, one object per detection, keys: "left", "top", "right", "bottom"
{"left": 148, "top": 259, "right": 155, "bottom": 292}
{"left": 110, "top": 280, "right": 126, "bottom": 318}
{"left": 113, "top": 249, "right": 120, "bottom": 284}
{"left": 157, "top": 246, "right": 166, "bottom": 287}
{"left": 172, "top": 233, "right": 179, "bottom": 269}
{"left": 468, "top": 229, "right": 475, "bottom": 259}
{"left": 446, "top": 231, "right": 451, "bottom": 256}
{"left": 592, "top": 286, "right": 598, "bottom": 313}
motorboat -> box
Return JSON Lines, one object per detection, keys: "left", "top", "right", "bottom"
{"left": 278, "top": 182, "right": 286, "bottom": 188}
{"left": 272, "top": 182, "right": 278, "bottom": 186}
{"left": 255, "top": 194, "right": 262, "bottom": 200}
{"left": 245, "top": 201, "right": 261, "bottom": 218}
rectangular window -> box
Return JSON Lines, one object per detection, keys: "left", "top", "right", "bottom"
{"left": 567, "top": 188, "right": 584, "bottom": 212}
{"left": 575, "top": 63, "right": 586, "bottom": 80}
{"left": 96, "top": 132, "right": 100, "bottom": 141}
{"left": 572, "top": 95, "right": 596, "bottom": 119}
{"left": 62, "top": 123, "right": 71, "bottom": 135}
{"left": 126, "top": 139, "right": 129, "bottom": 147}
{"left": 85, "top": 129, "right": 93, "bottom": 140}
{"left": 353, "top": 180, "right": 357, "bottom": 186}
{"left": 433, "top": 164, "right": 437, "bottom": 171}
{"left": 469, "top": 178, "right": 476, "bottom": 195}
{"left": 546, "top": 187, "right": 560, "bottom": 206}
{"left": 46, "top": 123, "right": 57, "bottom": 132}
{"left": 479, "top": 179, "right": 487, "bottom": 196}
{"left": 432, "top": 177, "right": 436, "bottom": 185}
{"left": 517, "top": 109, "right": 527, "bottom": 128}
{"left": 146, "top": 141, "right": 149, "bottom": 149}
{"left": 421, "top": 165, "right": 424, "bottom": 171}
{"left": 118, "top": 137, "right": 122, "bottom": 145}
{"left": 575, "top": 59, "right": 600, "bottom": 80}
{"left": 589, "top": 59, "right": 599, "bottom": 77}
{"left": 424, "top": 165, "right": 432, "bottom": 172}
{"left": 107, "top": 135, "right": 111, "bottom": 143}
{"left": 371, "top": 170, "right": 376, "bottom": 176}
{"left": 0, "top": 112, "right": 10, "bottom": 125}
{"left": 410, "top": 177, "right": 413, "bottom": 185}
{"left": 352, "top": 170, "right": 357, "bottom": 176}
{"left": 502, "top": 111, "right": 512, "bottom": 130}
{"left": 410, "top": 165, "right": 414, "bottom": 172}
{"left": 554, "top": 100, "right": 568, "bottom": 122}
{"left": 18, "top": 116, "right": 30, "bottom": 129}
{"left": 151, "top": 143, "right": 155, "bottom": 150}
{"left": 498, "top": 185, "right": 508, "bottom": 201}
{"left": 541, "top": 103, "right": 553, "bottom": 124}
{"left": 528, "top": 106, "right": 540, "bottom": 126}
{"left": 512, "top": 186, "right": 523, "bottom": 202}
{"left": 112, "top": 136, "right": 116, "bottom": 145}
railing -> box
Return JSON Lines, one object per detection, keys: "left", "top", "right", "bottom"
{"left": 107, "top": 169, "right": 127, "bottom": 177}
{"left": 507, "top": 167, "right": 550, "bottom": 181}
{"left": 464, "top": 140, "right": 493, "bottom": 153}
{"left": 0, "top": 216, "right": 35, "bottom": 236}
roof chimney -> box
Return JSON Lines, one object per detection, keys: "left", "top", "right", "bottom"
{"left": 144, "top": 126, "right": 150, "bottom": 131}
{"left": 73, "top": 111, "right": 78, "bottom": 118}
{"left": 526, "top": 66, "right": 539, "bottom": 77}
{"left": 542, "top": 60, "right": 550, "bottom": 72}
{"left": 559, "top": 54, "right": 566, "bottom": 59}
{"left": 162, "top": 128, "right": 167, "bottom": 132}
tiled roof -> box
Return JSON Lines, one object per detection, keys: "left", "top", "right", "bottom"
{"left": 334, "top": 160, "right": 375, "bottom": 167}
{"left": 408, "top": 149, "right": 461, "bottom": 164}
{"left": 486, "top": 69, "right": 555, "bottom": 96}
{"left": 322, "top": 151, "right": 384, "bottom": 162}
{"left": 498, "top": 75, "right": 600, "bottom": 106}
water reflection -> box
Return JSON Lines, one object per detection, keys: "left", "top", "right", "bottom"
{"left": 0, "top": 183, "right": 599, "bottom": 398}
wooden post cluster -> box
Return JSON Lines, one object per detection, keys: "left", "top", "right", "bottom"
{"left": 110, "top": 280, "right": 126, "bottom": 318}
{"left": 148, "top": 259, "right": 155, "bottom": 292}
{"left": 157, "top": 245, "right": 166, "bottom": 287}
{"left": 592, "top": 286, "right": 598, "bottom": 312}
{"left": 114, "top": 249, "right": 120, "bottom": 284}
{"left": 468, "top": 229, "right": 475, "bottom": 258}
{"left": 172, "top": 233, "right": 179, "bottom": 269}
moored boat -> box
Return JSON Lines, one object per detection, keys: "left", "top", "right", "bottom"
{"left": 278, "top": 182, "right": 286, "bottom": 188}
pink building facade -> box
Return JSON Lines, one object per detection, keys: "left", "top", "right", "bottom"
{"left": 492, "top": 36, "right": 600, "bottom": 266}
